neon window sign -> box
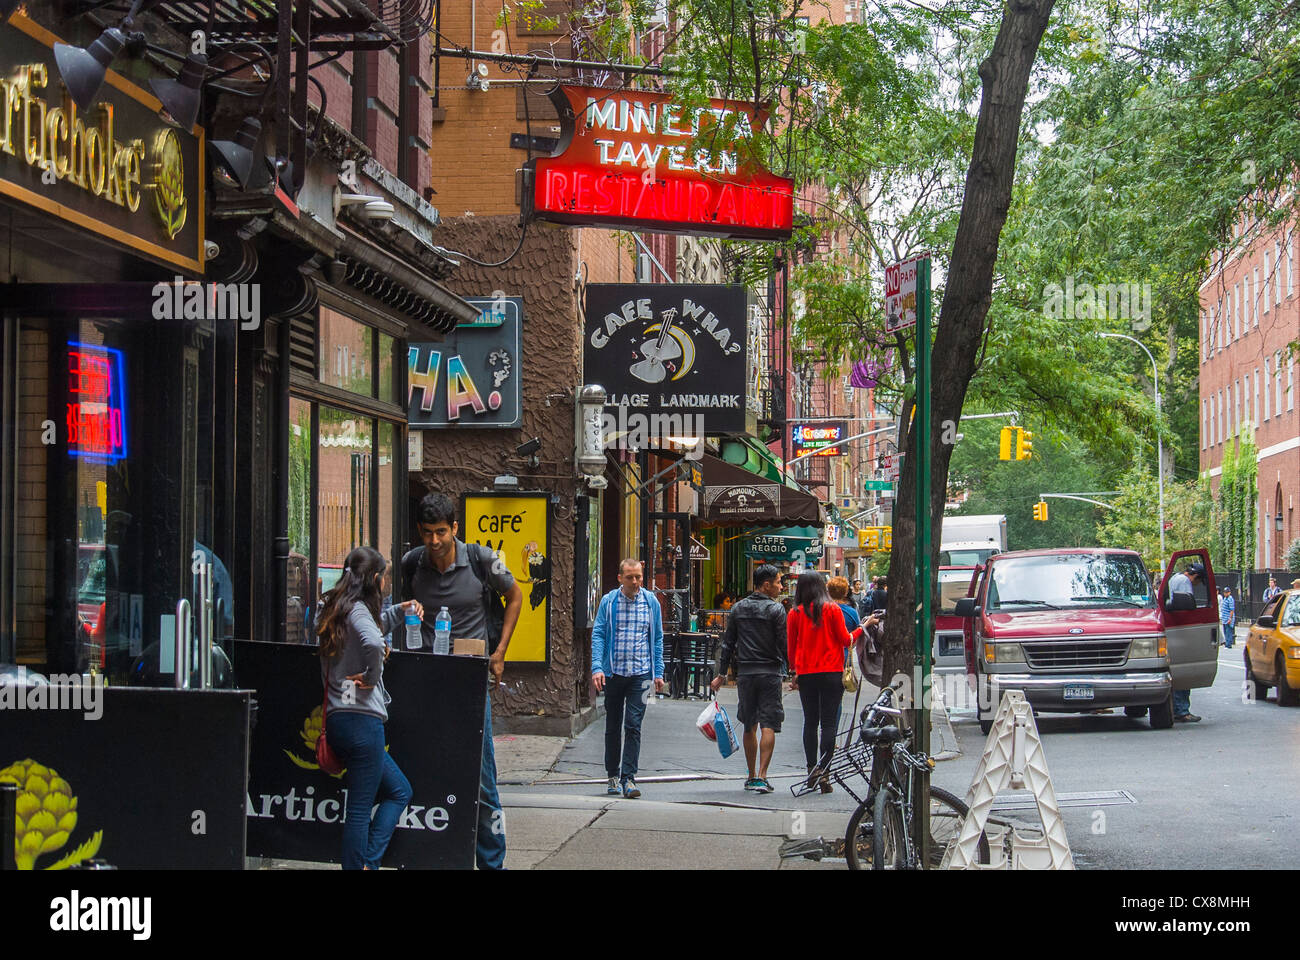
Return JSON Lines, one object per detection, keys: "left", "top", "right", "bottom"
{"left": 67, "top": 342, "right": 128, "bottom": 463}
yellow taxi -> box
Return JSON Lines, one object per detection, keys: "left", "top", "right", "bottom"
{"left": 1244, "top": 588, "right": 1300, "bottom": 706}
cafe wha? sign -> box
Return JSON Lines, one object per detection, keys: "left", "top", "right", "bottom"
{"left": 529, "top": 86, "right": 794, "bottom": 240}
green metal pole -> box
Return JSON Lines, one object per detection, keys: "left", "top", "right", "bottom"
{"left": 914, "top": 255, "right": 933, "bottom": 866}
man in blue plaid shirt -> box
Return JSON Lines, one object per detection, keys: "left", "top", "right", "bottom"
{"left": 591, "top": 559, "right": 665, "bottom": 798}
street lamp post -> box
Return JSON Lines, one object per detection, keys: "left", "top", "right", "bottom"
{"left": 1099, "top": 332, "right": 1165, "bottom": 560}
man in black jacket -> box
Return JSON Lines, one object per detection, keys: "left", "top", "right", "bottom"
{"left": 710, "top": 564, "right": 787, "bottom": 793}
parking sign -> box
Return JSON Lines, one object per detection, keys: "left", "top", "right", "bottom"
{"left": 884, "top": 254, "right": 928, "bottom": 333}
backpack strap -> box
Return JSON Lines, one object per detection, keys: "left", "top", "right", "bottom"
{"left": 400, "top": 546, "right": 424, "bottom": 602}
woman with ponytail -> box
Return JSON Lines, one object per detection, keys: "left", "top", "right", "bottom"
{"left": 786, "top": 572, "right": 869, "bottom": 792}
{"left": 318, "top": 545, "right": 424, "bottom": 869}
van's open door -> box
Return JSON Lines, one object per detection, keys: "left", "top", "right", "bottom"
{"left": 1158, "top": 549, "right": 1219, "bottom": 689}
{"left": 962, "top": 565, "right": 984, "bottom": 684}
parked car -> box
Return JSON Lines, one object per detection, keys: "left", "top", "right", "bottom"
{"left": 1244, "top": 589, "right": 1300, "bottom": 706}
{"left": 956, "top": 548, "right": 1220, "bottom": 732}
{"left": 934, "top": 565, "right": 976, "bottom": 672}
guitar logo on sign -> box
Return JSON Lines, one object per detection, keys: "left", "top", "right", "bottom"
{"left": 629, "top": 308, "right": 696, "bottom": 384}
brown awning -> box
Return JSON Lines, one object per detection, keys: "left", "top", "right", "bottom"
{"left": 697, "top": 454, "right": 823, "bottom": 527}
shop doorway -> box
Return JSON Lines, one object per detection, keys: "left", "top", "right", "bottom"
{"left": 1, "top": 285, "right": 232, "bottom": 680}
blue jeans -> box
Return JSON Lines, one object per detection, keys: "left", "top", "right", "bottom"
{"left": 477, "top": 693, "right": 506, "bottom": 870}
{"left": 1173, "top": 689, "right": 1192, "bottom": 717}
{"left": 604, "top": 673, "right": 650, "bottom": 781}
{"left": 1221, "top": 622, "right": 1234, "bottom": 647}
{"left": 327, "top": 711, "right": 412, "bottom": 870}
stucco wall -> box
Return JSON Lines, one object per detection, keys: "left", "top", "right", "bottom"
{"left": 418, "top": 215, "right": 589, "bottom": 730}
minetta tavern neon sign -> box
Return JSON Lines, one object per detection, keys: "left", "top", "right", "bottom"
{"left": 530, "top": 87, "right": 794, "bottom": 240}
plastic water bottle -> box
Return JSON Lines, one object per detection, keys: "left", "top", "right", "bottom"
{"left": 434, "top": 606, "right": 451, "bottom": 655}
{"left": 404, "top": 609, "right": 422, "bottom": 650}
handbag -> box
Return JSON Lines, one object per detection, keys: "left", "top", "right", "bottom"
{"left": 315, "top": 689, "right": 343, "bottom": 775}
{"left": 842, "top": 646, "right": 859, "bottom": 693}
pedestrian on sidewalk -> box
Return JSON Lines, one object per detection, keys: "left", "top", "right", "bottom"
{"left": 1262, "top": 578, "right": 1281, "bottom": 603}
{"left": 788, "top": 572, "right": 858, "bottom": 792}
{"left": 829, "top": 576, "right": 861, "bottom": 634}
{"left": 710, "top": 564, "right": 787, "bottom": 794}
{"left": 1168, "top": 560, "right": 1205, "bottom": 722}
{"left": 849, "top": 579, "right": 866, "bottom": 610}
{"left": 402, "top": 492, "right": 524, "bottom": 870}
{"left": 318, "top": 546, "right": 423, "bottom": 870}
{"left": 591, "top": 559, "right": 665, "bottom": 799}
{"left": 1219, "top": 586, "right": 1236, "bottom": 649}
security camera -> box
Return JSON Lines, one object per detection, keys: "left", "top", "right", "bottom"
{"left": 333, "top": 188, "right": 384, "bottom": 217}
{"left": 516, "top": 437, "right": 542, "bottom": 457}
{"left": 363, "top": 199, "right": 395, "bottom": 222}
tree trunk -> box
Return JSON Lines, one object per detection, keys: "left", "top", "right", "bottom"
{"left": 882, "top": 0, "right": 1058, "bottom": 685}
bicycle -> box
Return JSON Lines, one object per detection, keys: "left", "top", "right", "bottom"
{"left": 842, "top": 682, "right": 990, "bottom": 870}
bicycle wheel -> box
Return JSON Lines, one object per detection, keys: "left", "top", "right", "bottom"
{"left": 871, "top": 784, "right": 906, "bottom": 870}
{"left": 925, "top": 787, "right": 989, "bottom": 869}
{"left": 843, "top": 792, "right": 875, "bottom": 870}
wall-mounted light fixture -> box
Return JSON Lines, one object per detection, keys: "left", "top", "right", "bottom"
{"left": 575, "top": 384, "right": 608, "bottom": 490}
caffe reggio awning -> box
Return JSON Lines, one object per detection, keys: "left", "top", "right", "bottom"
{"left": 697, "top": 452, "right": 824, "bottom": 527}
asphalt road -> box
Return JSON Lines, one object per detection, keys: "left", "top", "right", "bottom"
{"left": 527, "top": 639, "right": 1299, "bottom": 869}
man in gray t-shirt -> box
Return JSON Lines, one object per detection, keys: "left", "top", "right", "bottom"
{"left": 401, "top": 492, "right": 523, "bottom": 871}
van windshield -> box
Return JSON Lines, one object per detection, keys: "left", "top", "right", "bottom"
{"left": 987, "top": 554, "right": 1154, "bottom": 611}
{"left": 941, "top": 548, "right": 997, "bottom": 566}
{"left": 938, "top": 569, "right": 975, "bottom": 614}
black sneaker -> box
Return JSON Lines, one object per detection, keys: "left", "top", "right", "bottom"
{"left": 1174, "top": 713, "right": 1202, "bottom": 723}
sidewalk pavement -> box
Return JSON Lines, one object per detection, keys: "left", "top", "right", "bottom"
{"left": 498, "top": 683, "right": 918, "bottom": 870}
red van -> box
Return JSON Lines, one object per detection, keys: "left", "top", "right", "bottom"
{"left": 956, "top": 548, "right": 1221, "bottom": 732}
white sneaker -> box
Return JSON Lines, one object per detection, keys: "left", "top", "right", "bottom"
{"left": 607, "top": 776, "right": 620, "bottom": 795}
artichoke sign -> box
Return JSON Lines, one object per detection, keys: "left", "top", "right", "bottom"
{"left": 151, "top": 130, "right": 187, "bottom": 239}
{"left": 284, "top": 706, "right": 345, "bottom": 777}
{"left": 1, "top": 758, "right": 102, "bottom": 870}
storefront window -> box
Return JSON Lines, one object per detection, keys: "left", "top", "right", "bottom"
{"left": 378, "top": 332, "right": 396, "bottom": 404}
{"left": 319, "top": 307, "right": 373, "bottom": 397}
{"left": 286, "top": 397, "right": 314, "bottom": 644}
{"left": 5, "top": 308, "right": 218, "bottom": 683}
{"left": 317, "top": 406, "right": 373, "bottom": 585}
{"left": 378, "top": 420, "right": 395, "bottom": 579}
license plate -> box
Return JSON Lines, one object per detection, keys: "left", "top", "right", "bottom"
{"left": 1064, "top": 684, "right": 1094, "bottom": 701}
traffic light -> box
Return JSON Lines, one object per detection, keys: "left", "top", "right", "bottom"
{"left": 1016, "top": 428, "right": 1034, "bottom": 461}
{"left": 999, "top": 425, "right": 1015, "bottom": 460}
{"left": 1032, "top": 500, "right": 1049, "bottom": 522}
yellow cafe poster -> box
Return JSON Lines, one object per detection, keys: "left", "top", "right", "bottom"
{"left": 461, "top": 492, "right": 551, "bottom": 663}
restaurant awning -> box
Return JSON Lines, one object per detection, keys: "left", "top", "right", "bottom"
{"left": 697, "top": 453, "right": 824, "bottom": 527}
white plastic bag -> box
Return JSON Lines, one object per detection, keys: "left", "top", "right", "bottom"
{"left": 696, "top": 700, "right": 720, "bottom": 741}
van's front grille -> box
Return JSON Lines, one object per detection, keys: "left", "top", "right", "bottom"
{"left": 1022, "top": 640, "right": 1131, "bottom": 669}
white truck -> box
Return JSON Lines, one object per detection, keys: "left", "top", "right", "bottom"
{"left": 939, "top": 514, "right": 1007, "bottom": 566}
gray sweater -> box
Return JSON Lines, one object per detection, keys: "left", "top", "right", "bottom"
{"left": 321, "top": 603, "right": 405, "bottom": 723}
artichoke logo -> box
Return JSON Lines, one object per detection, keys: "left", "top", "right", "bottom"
{"left": 0, "top": 758, "right": 103, "bottom": 870}
{"left": 149, "top": 129, "right": 187, "bottom": 239}
{"left": 284, "top": 705, "right": 345, "bottom": 778}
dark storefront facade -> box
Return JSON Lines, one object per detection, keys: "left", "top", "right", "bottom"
{"left": 0, "top": 4, "right": 483, "bottom": 868}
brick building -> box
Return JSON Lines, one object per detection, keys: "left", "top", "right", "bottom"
{"left": 1198, "top": 215, "right": 1299, "bottom": 568}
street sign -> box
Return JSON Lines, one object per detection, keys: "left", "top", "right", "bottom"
{"left": 884, "top": 253, "right": 926, "bottom": 333}
{"left": 863, "top": 479, "right": 894, "bottom": 491}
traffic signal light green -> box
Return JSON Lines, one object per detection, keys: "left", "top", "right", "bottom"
{"left": 1016, "top": 428, "right": 1034, "bottom": 461}
{"left": 999, "top": 425, "right": 1015, "bottom": 460}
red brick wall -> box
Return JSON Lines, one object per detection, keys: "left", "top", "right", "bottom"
{"left": 1198, "top": 219, "right": 1300, "bottom": 566}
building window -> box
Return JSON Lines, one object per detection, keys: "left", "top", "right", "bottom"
{"left": 1263, "top": 252, "right": 1271, "bottom": 313}
{"left": 1289, "top": 357, "right": 1295, "bottom": 411}
{"left": 1277, "top": 353, "right": 1285, "bottom": 414}
{"left": 1264, "top": 358, "right": 1271, "bottom": 420}
{"left": 1201, "top": 399, "right": 1207, "bottom": 449}
{"left": 1287, "top": 234, "right": 1294, "bottom": 298}
{"left": 1274, "top": 241, "right": 1282, "bottom": 307}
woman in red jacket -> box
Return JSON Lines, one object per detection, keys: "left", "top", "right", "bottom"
{"left": 787, "top": 572, "right": 864, "bottom": 791}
